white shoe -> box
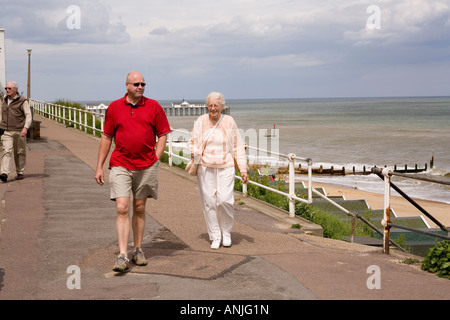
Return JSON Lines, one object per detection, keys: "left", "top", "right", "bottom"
{"left": 223, "top": 235, "right": 232, "bottom": 247}
{"left": 210, "top": 239, "right": 220, "bottom": 250}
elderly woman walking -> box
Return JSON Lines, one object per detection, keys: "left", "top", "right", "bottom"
{"left": 189, "top": 92, "right": 248, "bottom": 249}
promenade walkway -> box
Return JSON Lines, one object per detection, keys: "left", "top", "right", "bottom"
{"left": 0, "top": 114, "right": 449, "bottom": 301}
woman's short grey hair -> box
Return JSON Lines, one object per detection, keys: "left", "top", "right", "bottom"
{"left": 206, "top": 92, "right": 225, "bottom": 106}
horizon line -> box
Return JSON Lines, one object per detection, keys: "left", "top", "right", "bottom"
{"left": 45, "top": 95, "right": 450, "bottom": 104}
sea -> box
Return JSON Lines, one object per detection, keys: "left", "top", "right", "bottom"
{"left": 84, "top": 96, "right": 450, "bottom": 205}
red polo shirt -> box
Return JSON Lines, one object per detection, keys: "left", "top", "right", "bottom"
{"left": 103, "top": 94, "right": 171, "bottom": 170}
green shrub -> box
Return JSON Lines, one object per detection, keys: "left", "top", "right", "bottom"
{"left": 296, "top": 202, "right": 353, "bottom": 240}
{"left": 421, "top": 240, "right": 450, "bottom": 279}
{"left": 234, "top": 171, "right": 288, "bottom": 210}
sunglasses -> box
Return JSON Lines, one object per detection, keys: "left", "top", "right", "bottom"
{"left": 4, "top": 87, "right": 13, "bottom": 90}
{"left": 130, "top": 83, "right": 146, "bottom": 87}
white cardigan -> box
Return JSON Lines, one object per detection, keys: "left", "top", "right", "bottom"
{"left": 188, "top": 114, "right": 247, "bottom": 173}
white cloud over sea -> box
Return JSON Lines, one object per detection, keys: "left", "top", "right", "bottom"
{"left": 1, "top": 0, "right": 449, "bottom": 101}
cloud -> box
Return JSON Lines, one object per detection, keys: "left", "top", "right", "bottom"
{"left": 238, "top": 54, "right": 325, "bottom": 69}
{"left": 391, "top": 0, "right": 449, "bottom": 29}
{"left": 1, "top": 0, "right": 449, "bottom": 100}
{"left": 0, "top": 0, "right": 130, "bottom": 44}
{"left": 343, "top": 0, "right": 450, "bottom": 46}
{"left": 149, "top": 27, "right": 170, "bottom": 36}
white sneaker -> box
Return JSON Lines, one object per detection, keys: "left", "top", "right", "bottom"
{"left": 211, "top": 239, "right": 220, "bottom": 249}
{"left": 223, "top": 235, "right": 232, "bottom": 247}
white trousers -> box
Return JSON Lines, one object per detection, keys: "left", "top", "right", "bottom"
{"left": 197, "top": 166, "right": 235, "bottom": 242}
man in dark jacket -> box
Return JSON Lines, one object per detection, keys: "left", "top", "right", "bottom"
{"left": 0, "top": 81, "right": 32, "bottom": 182}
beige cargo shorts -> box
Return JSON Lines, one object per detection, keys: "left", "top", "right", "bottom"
{"left": 109, "top": 161, "right": 159, "bottom": 200}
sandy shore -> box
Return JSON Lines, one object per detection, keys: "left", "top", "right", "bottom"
{"left": 304, "top": 180, "right": 450, "bottom": 229}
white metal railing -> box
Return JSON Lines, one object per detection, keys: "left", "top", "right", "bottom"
{"left": 166, "top": 128, "right": 313, "bottom": 218}
{"left": 30, "top": 99, "right": 104, "bottom": 136}
{"left": 165, "top": 128, "right": 382, "bottom": 242}
{"left": 166, "top": 128, "right": 450, "bottom": 254}
{"left": 372, "top": 167, "right": 450, "bottom": 254}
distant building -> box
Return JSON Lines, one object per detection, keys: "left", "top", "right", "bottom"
{"left": 84, "top": 99, "right": 230, "bottom": 118}
{"left": 85, "top": 103, "right": 108, "bottom": 111}
{"left": 163, "top": 99, "right": 230, "bottom": 116}
{"left": 171, "top": 99, "right": 205, "bottom": 108}
{"left": 85, "top": 103, "right": 108, "bottom": 117}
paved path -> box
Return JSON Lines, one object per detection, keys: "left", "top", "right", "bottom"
{"left": 0, "top": 114, "right": 449, "bottom": 302}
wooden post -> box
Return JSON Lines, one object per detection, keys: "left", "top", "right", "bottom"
{"left": 382, "top": 168, "right": 391, "bottom": 254}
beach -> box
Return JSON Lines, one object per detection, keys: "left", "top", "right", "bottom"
{"left": 307, "top": 181, "right": 450, "bottom": 229}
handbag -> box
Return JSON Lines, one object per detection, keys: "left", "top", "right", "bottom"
{"left": 186, "top": 115, "right": 223, "bottom": 176}
{"left": 185, "top": 158, "right": 199, "bottom": 176}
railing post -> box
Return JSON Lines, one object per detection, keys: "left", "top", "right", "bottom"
{"left": 92, "top": 112, "right": 96, "bottom": 135}
{"left": 288, "top": 153, "right": 296, "bottom": 217}
{"left": 307, "top": 158, "right": 313, "bottom": 204}
{"left": 84, "top": 111, "right": 87, "bottom": 133}
{"left": 100, "top": 114, "right": 104, "bottom": 133}
{"left": 242, "top": 181, "right": 247, "bottom": 197}
{"left": 243, "top": 143, "right": 248, "bottom": 197}
{"left": 168, "top": 131, "right": 173, "bottom": 167}
{"left": 381, "top": 168, "right": 392, "bottom": 254}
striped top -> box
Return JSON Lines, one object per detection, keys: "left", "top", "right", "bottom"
{"left": 189, "top": 114, "right": 247, "bottom": 173}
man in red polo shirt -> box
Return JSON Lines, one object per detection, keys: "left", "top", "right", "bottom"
{"left": 95, "top": 71, "right": 171, "bottom": 272}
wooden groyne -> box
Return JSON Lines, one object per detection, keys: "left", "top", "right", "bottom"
{"left": 272, "top": 157, "right": 434, "bottom": 176}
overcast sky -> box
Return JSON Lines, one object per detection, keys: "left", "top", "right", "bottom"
{"left": 1, "top": 0, "right": 449, "bottom": 102}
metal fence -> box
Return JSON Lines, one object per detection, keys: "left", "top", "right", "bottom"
{"left": 30, "top": 99, "right": 104, "bottom": 136}
{"left": 372, "top": 167, "right": 450, "bottom": 254}
{"left": 30, "top": 99, "right": 450, "bottom": 255}
{"left": 167, "top": 128, "right": 313, "bottom": 214}
{"left": 167, "top": 128, "right": 450, "bottom": 254}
